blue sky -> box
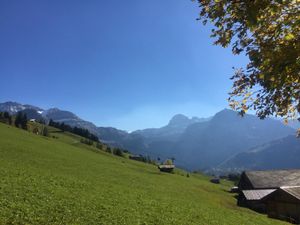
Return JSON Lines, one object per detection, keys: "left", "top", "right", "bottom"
{"left": 0, "top": 0, "right": 248, "bottom": 131}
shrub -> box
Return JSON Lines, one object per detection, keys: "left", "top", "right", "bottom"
{"left": 96, "top": 143, "right": 103, "bottom": 150}
{"left": 42, "top": 127, "right": 49, "bottom": 137}
{"left": 106, "top": 147, "right": 112, "bottom": 153}
{"left": 113, "top": 148, "right": 123, "bottom": 157}
{"left": 80, "top": 139, "right": 93, "bottom": 145}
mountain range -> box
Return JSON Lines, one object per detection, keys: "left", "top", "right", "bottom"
{"left": 1, "top": 101, "right": 299, "bottom": 172}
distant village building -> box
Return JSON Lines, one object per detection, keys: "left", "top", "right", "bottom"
{"left": 230, "top": 186, "right": 239, "bottom": 193}
{"left": 210, "top": 177, "right": 220, "bottom": 184}
{"left": 237, "top": 170, "right": 300, "bottom": 223}
{"left": 129, "top": 155, "right": 144, "bottom": 161}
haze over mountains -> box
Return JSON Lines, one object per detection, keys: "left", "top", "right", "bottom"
{"left": 219, "top": 135, "right": 300, "bottom": 172}
{"left": 1, "top": 101, "right": 299, "bottom": 172}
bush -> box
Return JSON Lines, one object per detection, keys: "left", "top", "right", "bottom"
{"left": 113, "top": 148, "right": 123, "bottom": 157}
{"left": 33, "top": 127, "right": 39, "bottom": 135}
{"left": 80, "top": 139, "right": 93, "bottom": 145}
{"left": 164, "top": 159, "right": 173, "bottom": 165}
{"left": 42, "top": 127, "right": 49, "bottom": 137}
{"left": 106, "top": 147, "right": 112, "bottom": 153}
{"left": 96, "top": 143, "right": 103, "bottom": 150}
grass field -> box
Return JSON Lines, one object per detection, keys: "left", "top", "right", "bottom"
{"left": 0, "top": 123, "right": 288, "bottom": 225}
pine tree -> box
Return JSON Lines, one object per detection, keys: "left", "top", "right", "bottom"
{"left": 42, "top": 126, "right": 49, "bottom": 136}
{"left": 14, "top": 112, "right": 22, "bottom": 128}
{"left": 21, "top": 113, "right": 27, "bottom": 130}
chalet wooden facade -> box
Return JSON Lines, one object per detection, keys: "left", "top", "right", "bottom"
{"left": 237, "top": 170, "right": 300, "bottom": 223}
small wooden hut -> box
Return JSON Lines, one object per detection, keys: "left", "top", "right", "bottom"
{"left": 129, "top": 155, "right": 144, "bottom": 161}
{"left": 158, "top": 164, "right": 175, "bottom": 173}
{"left": 210, "top": 178, "right": 220, "bottom": 184}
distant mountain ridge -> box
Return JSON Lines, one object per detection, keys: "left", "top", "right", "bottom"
{"left": 132, "top": 114, "right": 210, "bottom": 142}
{"left": 0, "top": 101, "right": 297, "bottom": 172}
{"left": 0, "top": 101, "right": 43, "bottom": 114}
{"left": 217, "top": 135, "right": 300, "bottom": 173}
{"left": 0, "top": 101, "right": 101, "bottom": 135}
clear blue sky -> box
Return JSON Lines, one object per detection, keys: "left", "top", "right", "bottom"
{"left": 0, "top": 0, "right": 248, "bottom": 131}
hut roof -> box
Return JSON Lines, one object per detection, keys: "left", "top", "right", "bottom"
{"left": 158, "top": 164, "right": 175, "bottom": 169}
{"left": 242, "top": 189, "right": 276, "bottom": 201}
{"left": 243, "top": 170, "right": 300, "bottom": 189}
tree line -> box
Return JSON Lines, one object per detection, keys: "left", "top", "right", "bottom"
{"left": 0, "top": 111, "right": 28, "bottom": 129}
{"left": 49, "top": 119, "right": 99, "bottom": 142}
{"left": 0, "top": 111, "right": 49, "bottom": 136}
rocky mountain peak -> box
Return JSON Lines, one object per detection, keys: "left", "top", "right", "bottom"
{"left": 168, "top": 114, "right": 191, "bottom": 126}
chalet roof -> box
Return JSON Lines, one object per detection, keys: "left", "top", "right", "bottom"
{"left": 261, "top": 186, "right": 300, "bottom": 202}
{"left": 242, "top": 189, "right": 276, "bottom": 201}
{"left": 281, "top": 186, "right": 300, "bottom": 200}
{"left": 244, "top": 170, "right": 300, "bottom": 189}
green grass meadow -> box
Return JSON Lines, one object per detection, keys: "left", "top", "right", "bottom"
{"left": 0, "top": 123, "right": 288, "bottom": 225}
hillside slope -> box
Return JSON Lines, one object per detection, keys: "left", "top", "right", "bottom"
{"left": 1, "top": 102, "right": 295, "bottom": 172}
{"left": 0, "top": 123, "right": 288, "bottom": 225}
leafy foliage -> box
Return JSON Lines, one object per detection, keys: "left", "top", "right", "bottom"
{"left": 112, "top": 148, "right": 123, "bottom": 157}
{"left": 196, "top": 0, "right": 300, "bottom": 124}
{"left": 164, "top": 159, "right": 174, "bottom": 165}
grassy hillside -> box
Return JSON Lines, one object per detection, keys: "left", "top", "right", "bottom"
{"left": 0, "top": 123, "right": 288, "bottom": 225}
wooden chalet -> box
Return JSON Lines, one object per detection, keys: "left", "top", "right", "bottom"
{"left": 262, "top": 186, "right": 300, "bottom": 224}
{"left": 237, "top": 169, "right": 300, "bottom": 223}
